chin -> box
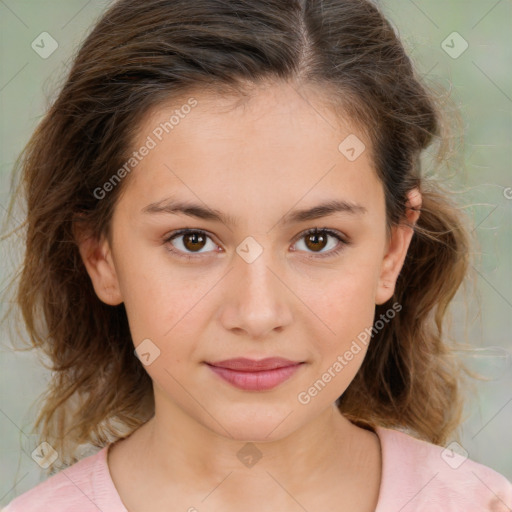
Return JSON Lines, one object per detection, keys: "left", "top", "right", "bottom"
{"left": 203, "top": 404, "right": 302, "bottom": 443}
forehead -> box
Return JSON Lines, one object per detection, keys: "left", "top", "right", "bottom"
{"left": 120, "top": 81, "right": 383, "bottom": 223}
{"left": 138, "top": 80, "right": 367, "bottom": 150}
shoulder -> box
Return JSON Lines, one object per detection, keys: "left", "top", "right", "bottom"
{"left": 374, "top": 426, "right": 512, "bottom": 512}
{"left": 1, "top": 445, "right": 125, "bottom": 512}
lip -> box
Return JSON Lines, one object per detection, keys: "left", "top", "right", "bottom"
{"left": 207, "top": 357, "right": 301, "bottom": 371}
{"left": 205, "top": 357, "right": 304, "bottom": 391}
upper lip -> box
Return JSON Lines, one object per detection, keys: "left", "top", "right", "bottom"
{"left": 206, "top": 357, "right": 303, "bottom": 372}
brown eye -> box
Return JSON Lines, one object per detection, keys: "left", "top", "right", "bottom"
{"left": 164, "top": 229, "right": 218, "bottom": 259}
{"left": 293, "top": 228, "right": 347, "bottom": 258}
{"left": 304, "top": 231, "right": 329, "bottom": 252}
{"left": 182, "top": 231, "right": 207, "bottom": 252}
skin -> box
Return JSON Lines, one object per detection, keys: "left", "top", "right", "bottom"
{"left": 77, "top": 80, "right": 421, "bottom": 512}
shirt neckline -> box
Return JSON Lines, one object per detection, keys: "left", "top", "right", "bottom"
{"left": 98, "top": 425, "right": 392, "bottom": 511}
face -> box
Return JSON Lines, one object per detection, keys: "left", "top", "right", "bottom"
{"left": 78, "top": 81, "right": 420, "bottom": 441}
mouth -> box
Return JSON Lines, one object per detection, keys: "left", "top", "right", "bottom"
{"left": 205, "top": 358, "right": 305, "bottom": 391}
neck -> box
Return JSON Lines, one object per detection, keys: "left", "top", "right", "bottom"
{"left": 137, "top": 396, "right": 368, "bottom": 500}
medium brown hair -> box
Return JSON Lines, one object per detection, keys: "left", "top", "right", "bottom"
{"left": 2, "top": 0, "right": 472, "bottom": 471}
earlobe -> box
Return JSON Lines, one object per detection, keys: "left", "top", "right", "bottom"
{"left": 75, "top": 229, "right": 123, "bottom": 306}
{"left": 375, "top": 188, "right": 422, "bottom": 305}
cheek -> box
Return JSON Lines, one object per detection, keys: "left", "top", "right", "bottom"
{"left": 116, "top": 254, "right": 226, "bottom": 387}
{"left": 302, "top": 263, "right": 379, "bottom": 389}
{"left": 312, "top": 263, "right": 380, "bottom": 333}
{"left": 113, "top": 232, "right": 197, "bottom": 325}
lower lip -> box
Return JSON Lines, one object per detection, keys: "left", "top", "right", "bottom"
{"left": 206, "top": 363, "right": 303, "bottom": 391}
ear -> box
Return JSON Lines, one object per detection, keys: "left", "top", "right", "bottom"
{"left": 375, "top": 188, "right": 422, "bottom": 305}
{"left": 74, "top": 225, "right": 123, "bottom": 306}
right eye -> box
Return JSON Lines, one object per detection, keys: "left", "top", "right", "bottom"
{"left": 163, "top": 229, "right": 221, "bottom": 260}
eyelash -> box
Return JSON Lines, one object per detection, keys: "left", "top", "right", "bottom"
{"left": 163, "top": 227, "right": 349, "bottom": 261}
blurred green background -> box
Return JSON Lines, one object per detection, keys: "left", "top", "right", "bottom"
{"left": 1, "top": 0, "right": 511, "bottom": 505}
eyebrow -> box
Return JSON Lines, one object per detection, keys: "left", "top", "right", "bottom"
{"left": 141, "top": 197, "right": 367, "bottom": 226}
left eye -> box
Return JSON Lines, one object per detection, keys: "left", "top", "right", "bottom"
{"left": 291, "top": 228, "right": 346, "bottom": 257}
{"left": 163, "top": 228, "right": 347, "bottom": 260}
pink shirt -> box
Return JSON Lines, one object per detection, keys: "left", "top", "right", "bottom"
{"left": 2, "top": 426, "right": 511, "bottom": 511}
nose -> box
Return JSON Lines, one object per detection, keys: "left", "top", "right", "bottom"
{"left": 217, "top": 246, "right": 294, "bottom": 340}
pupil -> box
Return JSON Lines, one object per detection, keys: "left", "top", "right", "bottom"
{"left": 307, "top": 233, "right": 326, "bottom": 252}
{"left": 185, "top": 233, "right": 205, "bottom": 251}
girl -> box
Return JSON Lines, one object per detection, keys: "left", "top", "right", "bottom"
{"left": 2, "top": 0, "right": 511, "bottom": 510}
